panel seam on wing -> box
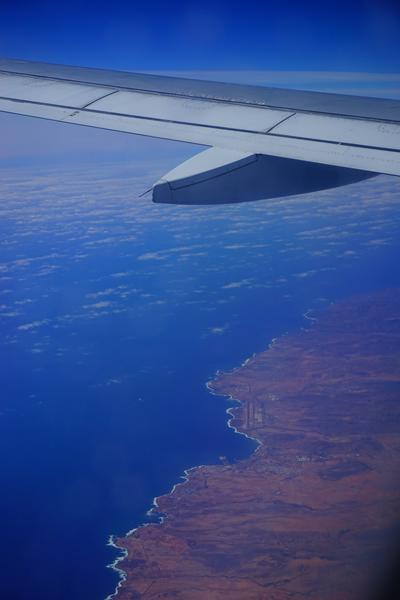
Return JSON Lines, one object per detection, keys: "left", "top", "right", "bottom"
{"left": 79, "top": 89, "right": 119, "bottom": 109}
{"left": 263, "top": 112, "right": 296, "bottom": 133}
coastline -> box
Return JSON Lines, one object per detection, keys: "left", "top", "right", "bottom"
{"left": 105, "top": 326, "right": 286, "bottom": 598}
{"left": 105, "top": 306, "right": 318, "bottom": 598}
{"left": 107, "top": 290, "right": 400, "bottom": 599}
{"left": 105, "top": 536, "right": 128, "bottom": 600}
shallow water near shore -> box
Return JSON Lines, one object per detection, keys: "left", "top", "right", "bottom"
{"left": 1, "top": 166, "right": 400, "bottom": 599}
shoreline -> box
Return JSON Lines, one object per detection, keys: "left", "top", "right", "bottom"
{"left": 105, "top": 289, "right": 400, "bottom": 598}
{"left": 105, "top": 308, "right": 317, "bottom": 599}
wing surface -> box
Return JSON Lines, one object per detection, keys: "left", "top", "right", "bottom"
{"left": 0, "top": 57, "right": 399, "bottom": 203}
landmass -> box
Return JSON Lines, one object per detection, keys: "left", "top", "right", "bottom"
{"left": 113, "top": 289, "right": 400, "bottom": 599}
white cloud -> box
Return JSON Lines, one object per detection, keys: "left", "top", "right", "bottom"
{"left": 17, "top": 319, "right": 49, "bottom": 331}
{"left": 208, "top": 324, "right": 229, "bottom": 335}
{"left": 83, "top": 301, "right": 113, "bottom": 310}
{"left": 137, "top": 251, "right": 166, "bottom": 261}
{"left": 222, "top": 278, "right": 253, "bottom": 289}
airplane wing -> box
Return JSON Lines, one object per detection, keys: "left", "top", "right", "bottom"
{"left": 0, "top": 57, "right": 399, "bottom": 204}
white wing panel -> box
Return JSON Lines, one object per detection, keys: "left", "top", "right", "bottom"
{"left": 86, "top": 90, "right": 290, "bottom": 132}
{"left": 62, "top": 109, "right": 400, "bottom": 176}
{"left": 0, "top": 73, "right": 114, "bottom": 108}
{"left": 273, "top": 113, "right": 400, "bottom": 151}
{"left": 0, "top": 59, "right": 399, "bottom": 177}
{"left": 0, "top": 97, "right": 76, "bottom": 120}
{"left": 1, "top": 57, "right": 400, "bottom": 121}
{"left": 63, "top": 108, "right": 233, "bottom": 146}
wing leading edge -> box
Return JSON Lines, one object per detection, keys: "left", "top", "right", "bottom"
{"left": 0, "top": 57, "right": 399, "bottom": 204}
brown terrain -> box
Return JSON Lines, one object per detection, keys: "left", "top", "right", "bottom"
{"left": 114, "top": 289, "right": 400, "bottom": 599}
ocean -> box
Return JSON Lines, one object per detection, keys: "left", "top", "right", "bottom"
{"left": 1, "top": 163, "right": 400, "bottom": 599}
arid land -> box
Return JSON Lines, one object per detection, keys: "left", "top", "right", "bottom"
{"left": 114, "top": 289, "right": 400, "bottom": 599}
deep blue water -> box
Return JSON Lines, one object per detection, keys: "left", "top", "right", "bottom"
{"left": 0, "top": 165, "right": 400, "bottom": 599}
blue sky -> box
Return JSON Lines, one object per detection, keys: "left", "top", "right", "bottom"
{"left": 1, "top": 0, "right": 399, "bottom": 72}
{"left": 0, "top": 0, "right": 399, "bottom": 166}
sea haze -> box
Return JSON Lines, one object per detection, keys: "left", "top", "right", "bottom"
{"left": 1, "top": 163, "right": 400, "bottom": 599}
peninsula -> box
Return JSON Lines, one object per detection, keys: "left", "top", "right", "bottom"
{"left": 113, "top": 289, "right": 400, "bottom": 599}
